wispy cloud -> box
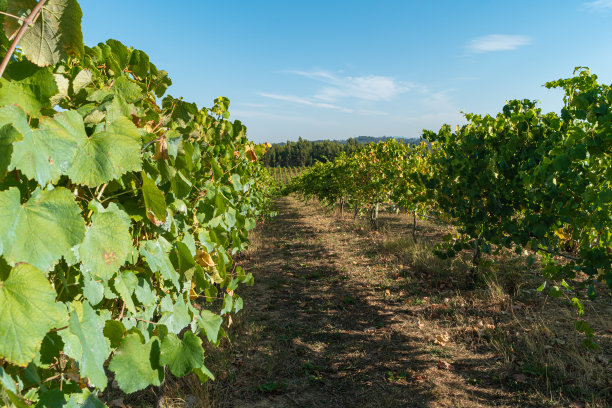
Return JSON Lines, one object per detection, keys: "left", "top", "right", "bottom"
{"left": 230, "top": 109, "right": 311, "bottom": 122}
{"left": 468, "top": 34, "right": 531, "bottom": 53}
{"left": 288, "top": 70, "right": 414, "bottom": 102}
{"left": 258, "top": 92, "right": 353, "bottom": 112}
{"left": 585, "top": 0, "right": 612, "bottom": 9}
{"left": 238, "top": 102, "right": 269, "bottom": 108}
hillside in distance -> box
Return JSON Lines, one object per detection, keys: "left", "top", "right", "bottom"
{"left": 274, "top": 135, "right": 422, "bottom": 146}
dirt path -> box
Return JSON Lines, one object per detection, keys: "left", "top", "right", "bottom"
{"left": 206, "top": 196, "right": 599, "bottom": 408}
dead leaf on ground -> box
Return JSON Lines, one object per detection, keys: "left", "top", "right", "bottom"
{"left": 434, "top": 333, "right": 450, "bottom": 345}
{"left": 437, "top": 360, "right": 452, "bottom": 370}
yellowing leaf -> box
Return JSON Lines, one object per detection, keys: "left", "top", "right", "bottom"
{"left": 189, "top": 281, "right": 198, "bottom": 300}
{"left": 245, "top": 147, "right": 257, "bottom": 162}
{"left": 195, "top": 250, "right": 215, "bottom": 268}
{"left": 555, "top": 228, "right": 570, "bottom": 241}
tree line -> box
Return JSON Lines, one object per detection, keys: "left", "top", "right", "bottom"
{"left": 262, "top": 136, "right": 422, "bottom": 167}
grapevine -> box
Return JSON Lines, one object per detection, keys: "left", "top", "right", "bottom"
{"left": 0, "top": 0, "right": 275, "bottom": 406}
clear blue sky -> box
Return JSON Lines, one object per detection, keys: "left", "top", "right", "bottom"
{"left": 81, "top": 1, "right": 612, "bottom": 143}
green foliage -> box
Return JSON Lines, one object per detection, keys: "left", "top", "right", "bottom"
{"left": 289, "top": 139, "right": 435, "bottom": 222}
{"left": 0, "top": 2, "right": 275, "bottom": 406}
{"left": 5, "top": 0, "right": 84, "bottom": 66}
{"left": 290, "top": 68, "right": 611, "bottom": 346}
{"left": 0, "top": 264, "right": 67, "bottom": 366}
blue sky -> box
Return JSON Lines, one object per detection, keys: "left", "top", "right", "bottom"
{"left": 81, "top": 1, "right": 612, "bottom": 143}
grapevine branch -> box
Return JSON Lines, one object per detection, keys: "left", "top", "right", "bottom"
{"left": 0, "top": 0, "right": 48, "bottom": 79}
{"left": 0, "top": 11, "right": 26, "bottom": 21}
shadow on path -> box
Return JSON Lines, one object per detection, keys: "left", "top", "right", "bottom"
{"left": 218, "top": 196, "right": 434, "bottom": 408}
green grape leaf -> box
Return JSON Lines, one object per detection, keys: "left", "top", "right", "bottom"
{"left": 5, "top": 0, "right": 83, "bottom": 67}
{"left": 197, "top": 310, "right": 223, "bottom": 344}
{"left": 158, "top": 296, "right": 191, "bottom": 334}
{"left": 108, "top": 333, "right": 163, "bottom": 394}
{"left": 159, "top": 331, "right": 203, "bottom": 377}
{"left": 35, "top": 331, "right": 64, "bottom": 367}
{"left": 11, "top": 110, "right": 86, "bottom": 186}
{"left": 82, "top": 272, "right": 104, "bottom": 306}
{"left": 0, "top": 264, "right": 67, "bottom": 366}
{"left": 35, "top": 390, "right": 66, "bottom": 408}
{"left": 142, "top": 171, "right": 166, "bottom": 223}
{"left": 128, "top": 49, "right": 150, "bottom": 79}
{"left": 51, "top": 73, "right": 70, "bottom": 106}
{"left": 64, "top": 389, "right": 105, "bottom": 408}
{"left": 77, "top": 203, "right": 132, "bottom": 281}
{"left": 113, "top": 270, "right": 138, "bottom": 314}
{"left": 111, "top": 76, "right": 143, "bottom": 103}
{"left": 193, "top": 365, "right": 215, "bottom": 383}
{"left": 0, "top": 124, "right": 23, "bottom": 180}
{"left": 0, "top": 187, "right": 86, "bottom": 271}
{"left": 68, "top": 116, "right": 142, "bottom": 187}
{"left": 0, "top": 366, "right": 17, "bottom": 394}
{"left": 140, "top": 238, "right": 180, "bottom": 290}
{"left": 134, "top": 277, "right": 157, "bottom": 307}
{"left": 59, "top": 302, "right": 110, "bottom": 390}
{"left": 103, "top": 319, "right": 126, "bottom": 349}
{"left": 0, "top": 61, "right": 58, "bottom": 116}
{"left": 72, "top": 69, "right": 93, "bottom": 94}
{"left": 0, "top": 105, "right": 31, "bottom": 135}
{"left": 220, "top": 294, "right": 233, "bottom": 316}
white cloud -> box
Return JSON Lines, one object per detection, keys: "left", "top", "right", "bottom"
{"left": 289, "top": 70, "right": 414, "bottom": 102}
{"left": 585, "top": 0, "right": 612, "bottom": 9}
{"left": 468, "top": 34, "right": 531, "bottom": 53}
{"left": 258, "top": 92, "right": 353, "bottom": 112}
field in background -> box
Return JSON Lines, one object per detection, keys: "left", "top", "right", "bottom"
{"left": 269, "top": 167, "right": 306, "bottom": 187}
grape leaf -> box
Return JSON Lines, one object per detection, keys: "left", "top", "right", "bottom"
{"left": 134, "top": 277, "right": 157, "bottom": 308}
{"left": 82, "top": 272, "right": 104, "bottom": 306}
{"left": 64, "top": 389, "right": 105, "bottom": 408}
{"left": 110, "top": 76, "right": 143, "bottom": 103}
{"left": 140, "top": 238, "right": 180, "bottom": 290}
{"left": 197, "top": 310, "right": 223, "bottom": 344}
{"left": 0, "top": 124, "right": 22, "bottom": 180}
{"left": 193, "top": 365, "right": 215, "bottom": 383}
{"left": 11, "top": 110, "right": 86, "bottom": 186}
{"left": 0, "top": 187, "right": 86, "bottom": 271}
{"left": 72, "top": 69, "right": 93, "bottom": 94}
{"left": 103, "top": 320, "right": 125, "bottom": 349}
{"left": 158, "top": 296, "right": 191, "bottom": 334}
{"left": 0, "top": 366, "right": 16, "bottom": 393}
{"left": 0, "top": 264, "right": 67, "bottom": 366}
{"left": 0, "top": 61, "right": 58, "bottom": 116}
{"left": 142, "top": 171, "right": 166, "bottom": 223}
{"left": 59, "top": 302, "right": 110, "bottom": 390}
{"left": 77, "top": 203, "right": 132, "bottom": 281}
{"left": 35, "top": 390, "right": 66, "bottom": 408}
{"left": 108, "top": 333, "right": 163, "bottom": 393}
{"left": 67, "top": 116, "right": 142, "bottom": 187}
{"left": 113, "top": 270, "right": 138, "bottom": 314}
{"left": 159, "top": 332, "right": 203, "bottom": 377}
{"left": 0, "top": 105, "right": 31, "bottom": 136}
{"left": 4, "top": 0, "right": 83, "bottom": 67}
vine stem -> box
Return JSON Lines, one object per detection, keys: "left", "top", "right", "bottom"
{"left": 0, "top": 11, "right": 26, "bottom": 21}
{"left": 0, "top": 0, "right": 48, "bottom": 79}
